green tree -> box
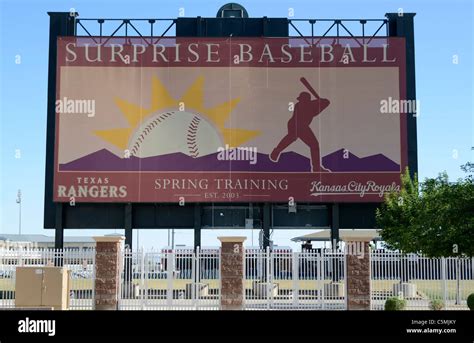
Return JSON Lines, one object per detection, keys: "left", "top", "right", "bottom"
{"left": 376, "top": 169, "right": 474, "bottom": 257}
{"left": 376, "top": 168, "right": 422, "bottom": 253}
{"left": 461, "top": 160, "right": 474, "bottom": 174}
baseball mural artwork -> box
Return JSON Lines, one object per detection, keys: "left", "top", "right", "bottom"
{"left": 270, "top": 77, "right": 331, "bottom": 172}
{"left": 54, "top": 37, "right": 407, "bottom": 202}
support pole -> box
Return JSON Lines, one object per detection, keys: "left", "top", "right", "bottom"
{"left": 330, "top": 203, "right": 341, "bottom": 283}
{"left": 54, "top": 203, "right": 64, "bottom": 267}
{"left": 44, "top": 12, "right": 77, "bottom": 229}
{"left": 124, "top": 203, "right": 133, "bottom": 294}
{"left": 124, "top": 203, "right": 133, "bottom": 250}
{"left": 386, "top": 12, "right": 417, "bottom": 179}
{"left": 331, "top": 203, "right": 340, "bottom": 250}
{"left": 262, "top": 203, "right": 271, "bottom": 249}
{"left": 194, "top": 203, "right": 202, "bottom": 250}
{"left": 54, "top": 203, "right": 64, "bottom": 250}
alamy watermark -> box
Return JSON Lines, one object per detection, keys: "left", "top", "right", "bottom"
{"left": 331, "top": 239, "right": 367, "bottom": 259}
{"left": 217, "top": 144, "right": 258, "bottom": 165}
{"left": 18, "top": 317, "right": 56, "bottom": 337}
{"left": 380, "top": 96, "right": 420, "bottom": 117}
{"left": 56, "top": 97, "right": 96, "bottom": 117}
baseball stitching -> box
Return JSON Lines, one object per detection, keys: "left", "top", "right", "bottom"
{"left": 129, "top": 111, "right": 202, "bottom": 158}
{"left": 130, "top": 112, "right": 173, "bottom": 156}
{"left": 187, "top": 116, "right": 201, "bottom": 158}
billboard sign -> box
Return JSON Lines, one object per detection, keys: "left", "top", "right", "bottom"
{"left": 54, "top": 37, "right": 407, "bottom": 203}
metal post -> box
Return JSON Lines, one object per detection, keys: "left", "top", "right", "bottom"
{"left": 140, "top": 249, "right": 146, "bottom": 310}
{"left": 44, "top": 12, "right": 77, "bottom": 230}
{"left": 137, "top": 229, "right": 140, "bottom": 250}
{"left": 266, "top": 246, "right": 271, "bottom": 310}
{"left": 54, "top": 203, "right": 64, "bottom": 254}
{"left": 91, "top": 248, "right": 96, "bottom": 310}
{"left": 194, "top": 203, "right": 202, "bottom": 251}
{"left": 262, "top": 203, "right": 271, "bottom": 249}
{"left": 124, "top": 203, "right": 133, "bottom": 250}
{"left": 455, "top": 258, "right": 460, "bottom": 305}
{"left": 400, "top": 254, "right": 406, "bottom": 283}
{"left": 441, "top": 257, "right": 447, "bottom": 309}
{"left": 171, "top": 229, "right": 175, "bottom": 249}
{"left": 123, "top": 203, "right": 133, "bottom": 301}
{"left": 331, "top": 203, "right": 340, "bottom": 250}
{"left": 320, "top": 249, "right": 325, "bottom": 309}
{"left": 386, "top": 12, "right": 418, "bottom": 178}
{"left": 292, "top": 252, "right": 299, "bottom": 307}
{"left": 16, "top": 190, "right": 21, "bottom": 235}
{"left": 262, "top": 16, "right": 268, "bottom": 36}
{"left": 218, "top": 247, "right": 222, "bottom": 310}
{"left": 360, "top": 20, "right": 366, "bottom": 38}
{"left": 192, "top": 247, "right": 199, "bottom": 309}
{"left": 167, "top": 251, "right": 174, "bottom": 307}
{"left": 344, "top": 249, "right": 348, "bottom": 310}
{"left": 331, "top": 204, "right": 340, "bottom": 284}
{"left": 269, "top": 248, "right": 274, "bottom": 308}
{"left": 309, "top": 19, "right": 315, "bottom": 45}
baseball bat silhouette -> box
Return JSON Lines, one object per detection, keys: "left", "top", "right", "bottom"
{"left": 300, "top": 77, "right": 319, "bottom": 99}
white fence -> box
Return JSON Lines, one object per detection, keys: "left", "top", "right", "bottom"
{"left": 371, "top": 251, "right": 474, "bottom": 310}
{"left": 244, "top": 248, "right": 346, "bottom": 310}
{"left": 119, "top": 248, "right": 220, "bottom": 310}
{"left": 0, "top": 248, "right": 95, "bottom": 310}
{"left": 118, "top": 248, "right": 346, "bottom": 310}
{"left": 2, "top": 248, "right": 473, "bottom": 311}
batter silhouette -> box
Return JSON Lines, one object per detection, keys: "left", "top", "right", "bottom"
{"left": 270, "top": 79, "right": 331, "bottom": 172}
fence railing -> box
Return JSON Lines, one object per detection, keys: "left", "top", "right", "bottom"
{"left": 119, "top": 248, "right": 220, "bottom": 310}
{"left": 117, "top": 248, "right": 346, "bottom": 310}
{"left": 1, "top": 248, "right": 473, "bottom": 311}
{"left": 0, "top": 248, "right": 95, "bottom": 310}
{"left": 244, "top": 248, "right": 346, "bottom": 310}
{"left": 371, "top": 251, "right": 474, "bottom": 310}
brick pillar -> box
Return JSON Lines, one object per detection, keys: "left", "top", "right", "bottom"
{"left": 218, "top": 236, "right": 246, "bottom": 310}
{"left": 93, "top": 236, "right": 124, "bottom": 310}
{"left": 345, "top": 239, "right": 371, "bottom": 310}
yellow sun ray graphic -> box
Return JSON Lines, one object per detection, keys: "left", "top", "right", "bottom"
{"left": 94, "top": 75, "right": 260, "bottom": 155}
{"left": 94, "top": 128, "right": 134, "bottom": 150}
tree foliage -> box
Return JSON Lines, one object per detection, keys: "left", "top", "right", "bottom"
{"left": 376, "top": 168, "right": 474, "bottom": 257}
{"left": 461, "top": 162, "right": 474, "bottom": 174}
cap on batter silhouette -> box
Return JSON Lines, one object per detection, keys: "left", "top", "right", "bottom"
{"left": 297, "top": 91, "right": 311, "bottom": 101}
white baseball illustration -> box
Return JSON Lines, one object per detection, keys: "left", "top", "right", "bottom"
{"left": 128, "top": 111, "right": 223, "bottom": 158}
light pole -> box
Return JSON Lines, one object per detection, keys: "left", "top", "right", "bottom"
{"left": 16, "top": 189, "right": 21, "bottom": 235}
{"left": 137, "top": 229, "right": 140, "bottom": 250}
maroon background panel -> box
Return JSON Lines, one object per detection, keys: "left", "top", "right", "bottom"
{"left": 54, "top": 37, "right": 407, "bottom": 203}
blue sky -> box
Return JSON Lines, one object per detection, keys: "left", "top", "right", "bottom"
{"left": 0, "top": 0, "right": 472, "bottom": 250}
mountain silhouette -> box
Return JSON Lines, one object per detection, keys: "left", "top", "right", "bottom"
{"left": 59, "top": 148, "right": 399, "bottom": 172}
{"left": 322, "top": 148, "right": 400, "bottom": 172}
